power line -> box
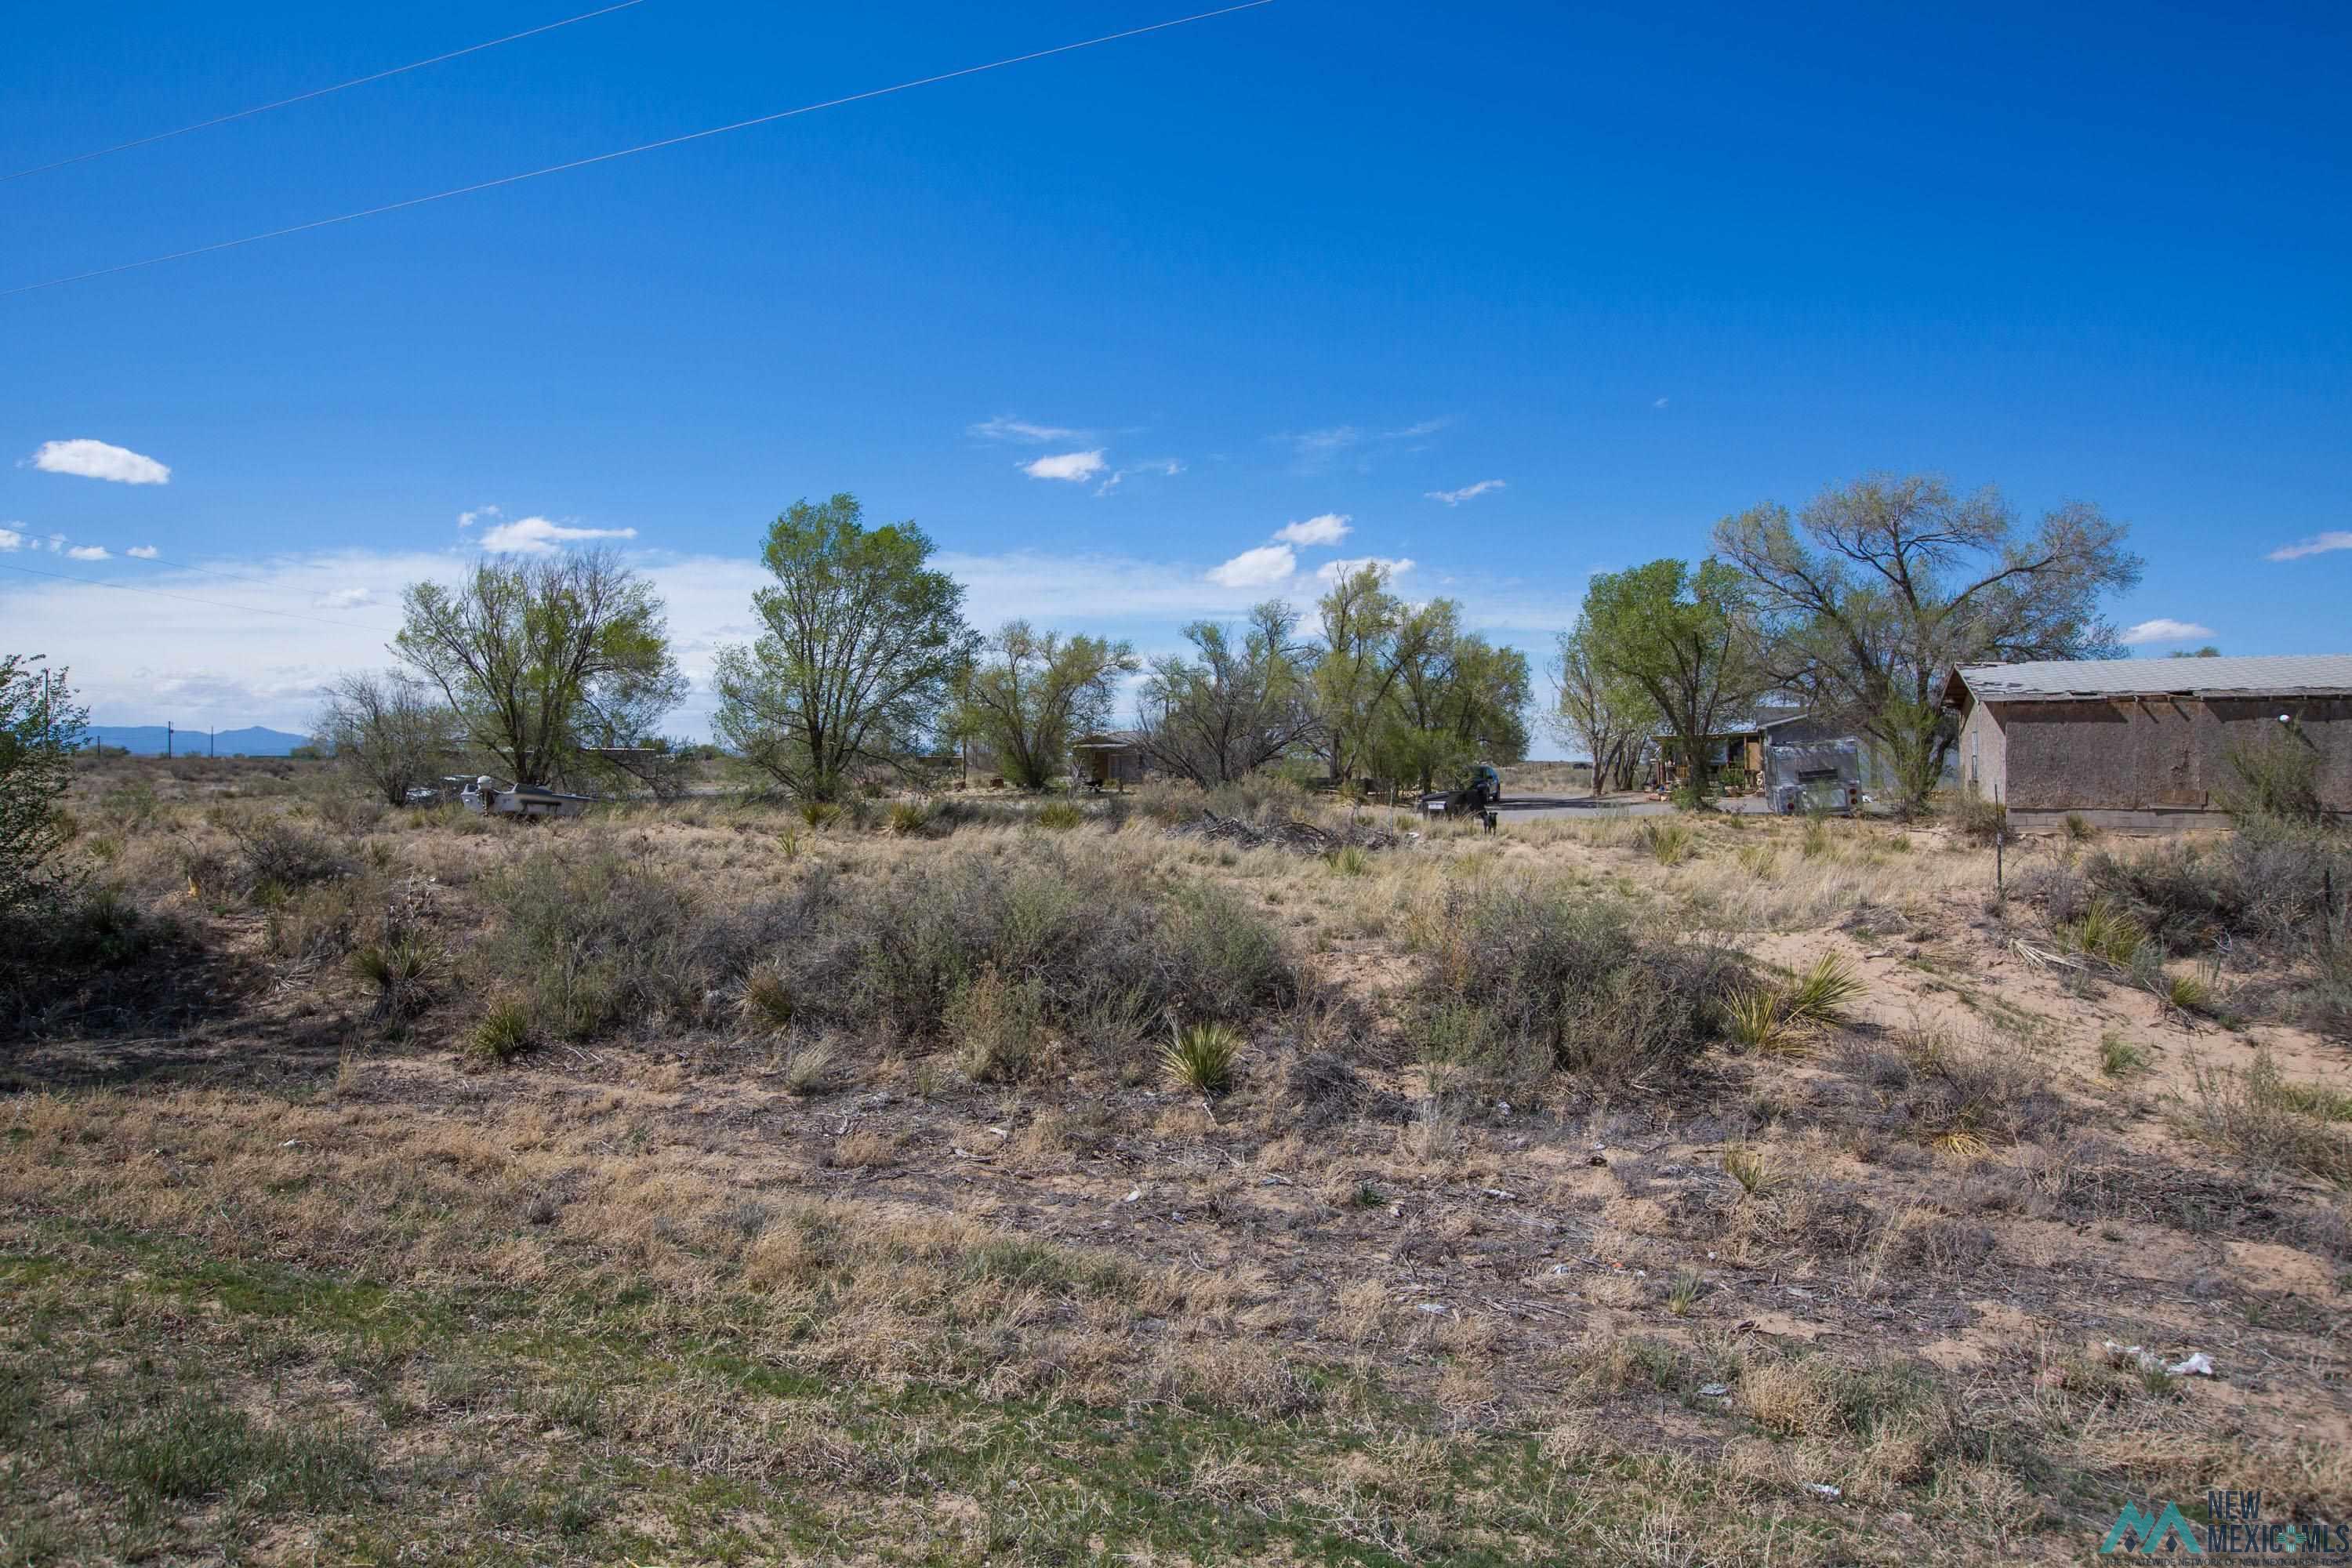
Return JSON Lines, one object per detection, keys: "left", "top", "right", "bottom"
{"left": 0, "top": 557, "right": 400, "bottom": 635}
{"left": 3, "top": 0, "right": 652, "bottom": 183}
{"left": 2, "top": 0, "right": 1277, "bottom": 299}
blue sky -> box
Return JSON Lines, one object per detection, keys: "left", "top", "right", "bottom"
{"left": 3, "top": 0, "right": 2346, "bottom": 748}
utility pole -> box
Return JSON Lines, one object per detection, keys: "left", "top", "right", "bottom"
{"left": 166, "top": 720, "right": 173, "bottom": 758}
{"left": 209, "top": 727, "right": 216, "bottom": 757}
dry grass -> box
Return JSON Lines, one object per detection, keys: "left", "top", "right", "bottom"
{"left": 5, "top": 757, "right": 2348, "bottom": 1565}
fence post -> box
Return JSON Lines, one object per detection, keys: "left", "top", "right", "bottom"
{"left": 1995, "top": 825, "right": 2005, "bottom": 911}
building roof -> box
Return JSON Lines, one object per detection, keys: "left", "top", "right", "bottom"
{"left": 1949, "top": 654, "right": 2352, "bottom": 704}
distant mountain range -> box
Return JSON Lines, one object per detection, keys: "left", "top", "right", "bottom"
{"left": 87, "top": 724, "right": 312, "bottom": 757}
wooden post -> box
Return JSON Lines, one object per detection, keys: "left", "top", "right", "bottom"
{"left": 1995, "top": 826, "right": 2005, "bottom": 910}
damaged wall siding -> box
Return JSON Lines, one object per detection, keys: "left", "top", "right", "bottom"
{"left": 1990, "top": 695, "right": 2352, "bottom": 815}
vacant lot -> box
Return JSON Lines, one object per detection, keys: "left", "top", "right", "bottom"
{"left": 3, "top": 756, "right": 2347, "bottom": 1565}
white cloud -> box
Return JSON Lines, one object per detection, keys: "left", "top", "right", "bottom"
{"left": 1385, "top": 418, "right": 1451, "bottom": 440}
{"left": 1207, "top": 544, "right": 1298, "bottom": 588}
{"left": 0, "top": 528, "right": 23, "bottom": 550}
{"left": 127, "top": 545, "right": 159, "bottom": 558}
{"left": 65, "top": 545, "right": 109, "bottom": 561}
{"left": 457, "top": 505, "right": 501, "bottom": 530}
{"left": 2267, "top": 531, "right": 2352, "bottom": 562}
{"left": 1315, "top": 555, "right": 1416, "bottom": 585}
{"left": 971, "top": 416, "right": 1085, "bottom": 443}
{"left": 478, "top": 516, "right": 639, "bottom": 554}
{"left": 1425, "top": 480, "right": 1504, "bottom": 507}
{"left": 1274, "top": 513, "right": 1352, "bottom": 546}
{"left": 2121, "top": 618, "right": 2216, "bottom": 646}
{"left": 318, "top": 587, "right": 377, "bottom": 610}
{"left": 27, "top": 438, "right": 171, "bottom": 485}
{"left": 1022, "top": 450, "right": 1107, "bottom": 482}
{"left": 1653, "top": 397, "right": 1669, "bottom": 410}
{"left": 1286, "top": 426, "right": 1361, "bottom": 459}
{"left": 1094, "top": 458, "right": 1182, "bottom": 496}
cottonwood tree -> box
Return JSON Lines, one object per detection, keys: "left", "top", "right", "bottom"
{"left": 314, "top": 670, "right": 452, "bottom": 806}
{"left": 713, "top": 495, "right": 978, "bottom": 801}
{"left": 1549, "top": 622, "right": 1657, "bottom": 797}
{"left": 1578, "top": 559, "right": 1763, "bottom": 806}
{"left": 1310, "top": 564, "right": 1446, "bottom": 786}
{"left": 1134, "top": 601, "right": 1321, "bottom": 786}
{"left": 1713, "top": 474, "right": 2140, "bottom": 811}
{"left": 956, "top": 622, "right": 1139, "bottom": 790}
{"left": 0, "top": 655, "right": 89, "bottom": 917}
{"left": 1371, "top": 601, "right": 1530, "bottom": 791}
{"left": 395, "top": 550, "right": 684, "bottom": 789}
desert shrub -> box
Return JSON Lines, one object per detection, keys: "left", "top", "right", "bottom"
{"left": 946, "top": 964, "right": 1050, "bottom": 1080}
{"left": 2058, "top": 829, "right": 2348, "bottom": 957}
{"left": 1410, "top": 881, "right": 1739, "bottom": 1083}
{"left": 1951, "top": 793, "right": 2006, "bottom": 845}
{"left": 2190, "top": 1050, "right": 2352, "bottom": 1184}
{"left": 884, "top": 799, "right": 935, "bottom": 837}
{"left": 1035, "top": 800, "right": 1085, "bottom": 832}
{"left": 744, "top": 844, "right": 1294, "bottom": 1051}
{"left": 216, "top": 816, "right": 350, "bottom": 898}
{"left": 470, "top": 843, "right": 707, "bottom": 1040}
{"left": 2220, "top": 728, "right": 2328, "bottom": 826}
{"left": 1839, "top": 1026, "right": 2067, "bottom": 1153}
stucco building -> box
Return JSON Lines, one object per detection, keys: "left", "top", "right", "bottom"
{"left": 1943, "top": 655, "right": 2352, "bottom": 831}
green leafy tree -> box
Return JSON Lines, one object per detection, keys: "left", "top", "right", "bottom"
{"left": 1311, "top": 564, "right": 1416, "bottom": 784}
{"left": 1713, "top": 474, "right": 2139, "bottom": 811}
{"left": 1548, "top": 622, "right": 1657, "bottom": 796}
{"left": 1368, "top": 601, "right": 1530, "bottom": 792}
{"left": 0, "top": 655, "right": 89, "bottom": 917}
{"left": 314, "top": 670, "right": 453, "bottom": 806}
{"left": 1134, "top": 601, "right": 1321, "bottom": 785}
{"left": 713, "top": 495, "right": 978, "bottom": 801}
{"left": 956, "top": 622, "right": 1140, "bottom": 790}
{"left": 1578, "top": 559, "right": 1762, "bottom": 806}
{"left": 396, "top": 549, "right": 684, "bottom": 789}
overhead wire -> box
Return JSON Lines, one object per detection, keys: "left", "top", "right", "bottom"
{"left": 3, "top": 0, "right": 652, "bottom": 183}
{"left": 1, "top": 0, "right": 1278, "bottom": 299}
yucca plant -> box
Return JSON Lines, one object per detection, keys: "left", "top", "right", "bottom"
{"left": 470, "top": 998, "right": 534, "bottom": 1062}
{"left": 1665, "top": 1269, "right": 1704, "bottom": 1317}
{"left": 1783, "top": 954, "right": 1865, "bottom": 1028}
{"left": 885, "top": 800, "right": 934, "bottom": 837}
{"left": 1036, "top": 800, "right": 1085, "bottom": 832}
{"left": 1160, "top": 1021, "right": 1243, "bottom": 1094}
{"left": 741, "top": 965, "right": 794, "bottom": 1033}
{"left": 351, "top": 934, "right": 437, "bottom": 1018}
{"left": 1640, "top": 819, "right": 1695, "bottom": 866}
{"left": 2060, "top": 898, "right": 2148, "bottom": 968}
{"left": 1722, "top": 1144, "right": 1779, "bottom": 1198}
{"left": 1724, "top": 989, "right": 1796, "bottom": 1054}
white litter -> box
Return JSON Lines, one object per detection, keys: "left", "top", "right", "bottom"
{"left": 1482, "top": 1187, "right": 1517, "bottom": 1200}
{"left": 1120, "top": 1188, "right": 1142, "bottom": 1203}
{"left": 2103, "top": 1341, "right": 2216, "bottom": 1378}
{"left": 1415, "top": 1302, "right": 1450, "bottom": 1315}
{"left": 1808, "top": 1484, "right": 1842, "bottom": 1499}
{"left": 1698, "top": 1383, "right": 1730, "bottom": 1398}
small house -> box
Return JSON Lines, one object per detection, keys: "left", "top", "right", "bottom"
{"left": 1943, "top": 655, "right": 2352, "bottom": 831}
{"left": 1070, "top": 730, "right": 1149, "bottom": 790}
